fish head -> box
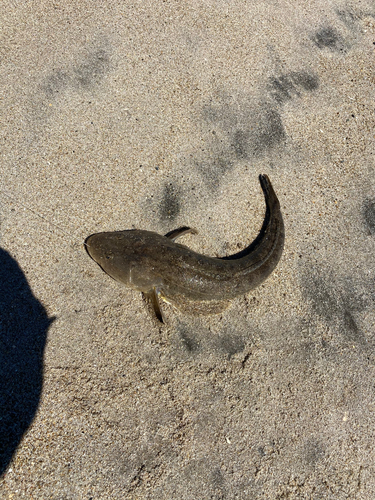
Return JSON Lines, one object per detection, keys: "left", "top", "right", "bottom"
{"left": 85, "top": 230, "right": 162, "bottom": 292}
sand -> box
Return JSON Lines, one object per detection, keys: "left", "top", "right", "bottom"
{"left": 1, "top": 0, "right": 375, "bottom": 498}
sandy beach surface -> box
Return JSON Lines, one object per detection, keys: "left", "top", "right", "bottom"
{"left": 1, "top": 0, "right": 374, "bottom": 498}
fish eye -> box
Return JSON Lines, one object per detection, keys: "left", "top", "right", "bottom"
{"left": 106, "top": 254, "right": 113, "bottom": 260}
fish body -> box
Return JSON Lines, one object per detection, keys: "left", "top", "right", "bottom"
{"left": 85, "top": 174, "right": 284, "bottom": 321}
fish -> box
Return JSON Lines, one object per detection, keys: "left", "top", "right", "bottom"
{"left": 85, "top": 174, "right": 284, "bottom": 323}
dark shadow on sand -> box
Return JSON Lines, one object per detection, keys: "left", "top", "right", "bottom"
{"left": 0, "top": 247, "right": 54, "bottom": 476}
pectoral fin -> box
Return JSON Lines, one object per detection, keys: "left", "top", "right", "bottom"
{"left": 165, "top": 226, "right": 198, "bottom": 242}
{"left": 144, "top": 287, "right": 164, "bottom": 323}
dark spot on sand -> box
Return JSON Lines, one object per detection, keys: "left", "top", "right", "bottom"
{"left": 214, "top": 334, "right": 245, "bottom": 358}
{"left": 303, "top": 439, "right": 325, "bottom": 466}
{"left": 303, "top": 271, "right": 340, "bottom": 319}
{"left": 232, "top": 129, "right": 249, "bottom": 159}
{"left": 211, "top": 468, "right": 225, "bottom": 490}
{"left": 290, "top": 71, "right": 319, "bottom": 92}
{"left": 73, "top": 47, "right": 111, "bottom": 88}
{"left": 178, "top": 328, "right": 200, "bottom": 353}
{"left": 312, "top": 27, "right": 346, "bottom": 52}
{"left": 159, "top": 183, "right": 180, "bottom": 221}
{"left": 268, "top": 70, "right": 320, "bottom": 104}
{"left": 249, "top": 105, "right": 286, "bottom": 155}
{"left": 258, "top": 446, "right": 266, "bottom": 456}
{"left": 363, "top": 198, "right": 375, "bottom": 235}
{"left": 227, "top": 104, "right": 286, "bottom": 160}
{"left": 301, "top": 266, "right": 369, "bottom": 345}
{"left": 195, "top": 154, "right": 234, "bottom": 188}
{"left": 342, "top": 309, "right": 361, "bottom": 342}
{"left": 40, "top": 41, "right": 111, "bottom": 102}
{"left": 199, "top": 94, "right": 286, "bottom": 188}
{"left": 42, "top": 70, "right": 70, "bottom": 97}
{"left": 336, "top": 9, "right": 358, "bottom": 29}
{"left": 269, "top": 74, "right": 299, "bottom": 103}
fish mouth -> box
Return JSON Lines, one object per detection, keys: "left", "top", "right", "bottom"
{"left": 84, "top": 234, "right": 95, "bottom": 258}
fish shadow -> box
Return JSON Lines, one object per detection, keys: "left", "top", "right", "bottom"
{"left": 0, "top": 248, "right": 55, "bottom": 476}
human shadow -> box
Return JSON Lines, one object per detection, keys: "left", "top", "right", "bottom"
{"left": 0, "top": 247, "right": 55, "bottom": 476}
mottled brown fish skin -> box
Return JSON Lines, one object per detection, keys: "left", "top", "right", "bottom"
{"left": 85, "top": 174, "right": 284, "bottom": 304}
